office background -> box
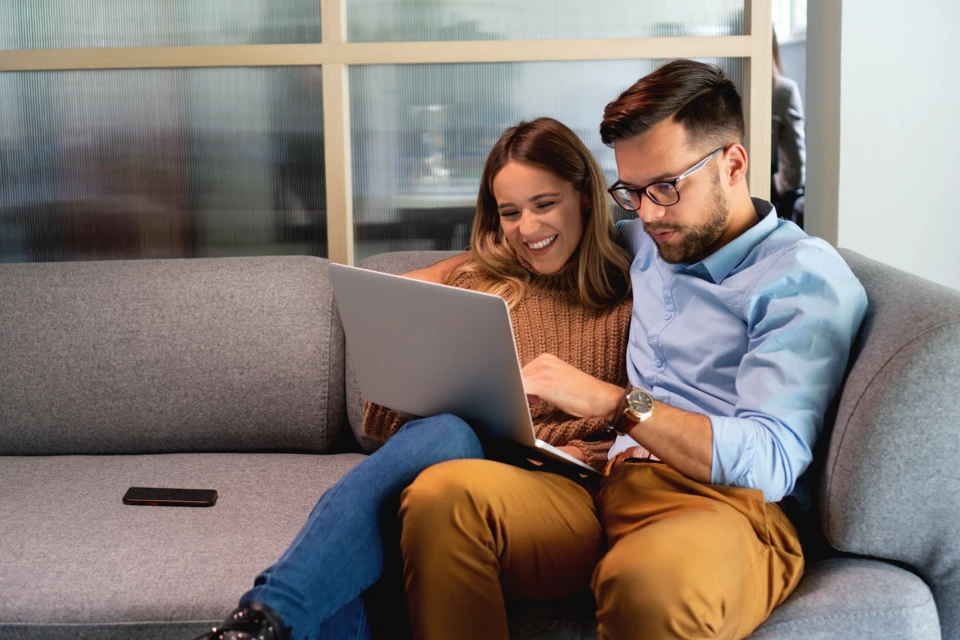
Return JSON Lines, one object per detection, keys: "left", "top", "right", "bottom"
{"left": 0, "top": 0, "right": 775, "bottom": 264}
{"left": 3, "top": 0, "right": 957, "bottom": 291}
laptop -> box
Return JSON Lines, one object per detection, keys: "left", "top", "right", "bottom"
{"left": 328, "top": 263, "right": 598, "bottom": 474}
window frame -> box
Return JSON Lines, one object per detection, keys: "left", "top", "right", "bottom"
{"left": 0, "top": 0, "right": 773, "bottom": 265}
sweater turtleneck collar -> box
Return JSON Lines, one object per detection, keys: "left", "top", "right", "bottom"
{"left": 516, "top": 250, "right": 580, "bottom": 294}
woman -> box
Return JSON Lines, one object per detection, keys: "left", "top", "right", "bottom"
{"left": 197, "top": 117, "right": 633, "bottom": 640}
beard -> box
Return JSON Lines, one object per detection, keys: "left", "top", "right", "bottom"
{"left": 646, "top": 171, "right": 729, "bottom": 265}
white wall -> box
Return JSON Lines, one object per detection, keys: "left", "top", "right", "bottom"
{"left": 805, "top": 0, "right": 842, "bottom": 247}
{"left": 807, "top": 0, "right": 960, "bottom": 291}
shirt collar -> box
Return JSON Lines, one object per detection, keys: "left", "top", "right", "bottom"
{"left": 692, "top": 198, "right": 778, "bottom": 283}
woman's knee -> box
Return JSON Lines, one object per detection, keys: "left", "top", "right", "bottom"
{"left": 399, "top": 414, "right": 482, "bottom": 457}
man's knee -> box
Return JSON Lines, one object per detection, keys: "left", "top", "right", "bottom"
{"left": 593, "top": 544, "right": 729, "bottom": 639}
{"left": 399, "top": 460, "right": 500, "bottom": 570}
{"left": 401, "top": 461, "right": 486, "bottom": 530}
{"left": 593, "top": 553, "right": 676, "bottom": 622}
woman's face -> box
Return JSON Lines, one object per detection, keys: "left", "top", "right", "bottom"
{"left": 492, "top": 161, "right": 585, "bottom": 274}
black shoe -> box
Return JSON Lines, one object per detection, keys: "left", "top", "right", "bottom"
{"left": 194, "top": 602, "right": 291, "bottom": 640}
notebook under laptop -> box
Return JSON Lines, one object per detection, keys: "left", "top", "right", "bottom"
{"left": 328, "top": 263, "right": 598, "bottom": 474}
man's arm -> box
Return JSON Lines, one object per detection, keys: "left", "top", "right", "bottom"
{"left": 705, "top": 247, "right": 866, "bottom": 501}
{"left": 525, "top": 245, "right": 867, "bottom": 502}
{"left": 522, "top": 354, "right": 713, "bottom": 481}
{"left": 620, "top": 402, "right": 714, "bottom": 481}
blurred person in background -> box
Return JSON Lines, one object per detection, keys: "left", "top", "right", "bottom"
{"left": 771, "top": 28, "right": 806, "bottom": 228}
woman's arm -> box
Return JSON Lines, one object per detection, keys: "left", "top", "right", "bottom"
{"left": 403, "top": 252, "right": 470, "bottom": 283}
{"left": 362, "top": 401, "right": 411, "bottom": 442}
{"left": 564, "top": 435, "right": 616, "bottom": 471}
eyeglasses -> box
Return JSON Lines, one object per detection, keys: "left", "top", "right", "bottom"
{"left": 607, "top": 146, "right": 726, "bottom": 211}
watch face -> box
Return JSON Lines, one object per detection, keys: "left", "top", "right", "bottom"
{"left": 626, "top": 389, "right": 653, "bottom": 416}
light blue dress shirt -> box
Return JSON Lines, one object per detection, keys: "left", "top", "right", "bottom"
{"left": 612, "top": 199, "right": 867, "bottom": 504}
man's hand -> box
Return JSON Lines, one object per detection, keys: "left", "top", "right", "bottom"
{"left": 524, "top": 355, "right": 714, "bottom": 482}
{"left": 522, "top": 353, "right": 623, "bottom": 420}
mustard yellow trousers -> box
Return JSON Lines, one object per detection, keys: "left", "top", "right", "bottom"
{"left": 398, "top": 458, "right": 804, "bottom": 640}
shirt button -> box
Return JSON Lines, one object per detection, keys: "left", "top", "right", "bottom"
{"left": 654, "top": 358, "right": 664, "bottom": 368}
{"left": 664, "top": 312, "right": 673, "bottom": 320}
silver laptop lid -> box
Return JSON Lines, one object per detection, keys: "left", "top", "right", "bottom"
{"left": 329, "top": 263, "right": 536, "bottom": 446}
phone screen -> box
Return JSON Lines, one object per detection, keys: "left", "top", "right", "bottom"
{"left": 122, "top": 487, "right": 218, "bottom": 507}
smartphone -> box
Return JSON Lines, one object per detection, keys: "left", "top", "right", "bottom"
{"left": 122, "top": 487, "right": 218, "bottom": 507}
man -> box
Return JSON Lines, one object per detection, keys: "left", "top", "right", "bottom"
{"left": 398, "top": 59, "right": 868, "bottom": 640}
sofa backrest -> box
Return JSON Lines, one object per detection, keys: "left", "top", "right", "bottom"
{"left": 0, "top": 256, "right": 345, "bottom": 455}
{"left": 826, "top": 249, "right": 960, "bottom": 639}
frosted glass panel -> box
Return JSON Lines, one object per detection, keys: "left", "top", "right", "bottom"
{"left": 351, "top": 60, "right": 743, "bottom": 261}
{"left": 0, "top": 68, "right": 326, "bottom": 263}
{"left": 0, "top": 0, "right": 320, "bottom": 49}
{"left": 348, "top": 0, "right": 743, "bottom": 42}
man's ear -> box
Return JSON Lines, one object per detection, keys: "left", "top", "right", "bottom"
{"left": 724, "top": 143, "right": 749, "bottom": 186}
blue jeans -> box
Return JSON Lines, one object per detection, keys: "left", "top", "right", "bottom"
{"left": 240, "top": 414, "right": 484, "bottom": 640}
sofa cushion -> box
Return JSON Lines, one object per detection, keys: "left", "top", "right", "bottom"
{"left": 345, "top": 251, "right": 465, "bottom": 451}
{"left": 505, "top": 558, "right": 940, "bottom": 639}
{"left": 0, "top": 452, "right": 365, "bottom": 639}
{"left": 827, "top": 250, "right": 960, "bottom": 639}
{"left": 0, "top": 256, "right": 346, "bottom": 454}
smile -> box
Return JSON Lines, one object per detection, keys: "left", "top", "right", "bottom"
{"left": 527, "top": 235, "right": 558, "bottom": 250}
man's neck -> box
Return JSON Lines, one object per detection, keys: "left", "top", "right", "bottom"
{"left": 711, "top": 191, "right": 760, "bottom": 257}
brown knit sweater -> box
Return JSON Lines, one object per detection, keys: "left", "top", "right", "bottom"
{"left": 362, "top": 257, "right": 632, "bottom": 471}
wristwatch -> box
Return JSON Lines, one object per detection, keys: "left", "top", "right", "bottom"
{"left": 610, "top": 387, "right": 655, "bottom": 436}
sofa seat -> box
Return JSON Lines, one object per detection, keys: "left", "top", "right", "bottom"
{"left": 0, "top": 452, "right": 366, "bottom": 640}
{"left": 751, "top": 558, "right": 940, "bottom": 638}
{"left": 506, "top": 558, "right": 939, "bottom": 639}
{"left": 1, "top": 451, "right": 943, "bottom": 640}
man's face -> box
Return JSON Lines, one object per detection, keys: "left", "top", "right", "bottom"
{"left": 613, "top": 118, "right": 731, "bottom": 264}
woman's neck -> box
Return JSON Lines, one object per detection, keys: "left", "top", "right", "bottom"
{"left": 516, "top": 251, "right": 580, "bottom": 294}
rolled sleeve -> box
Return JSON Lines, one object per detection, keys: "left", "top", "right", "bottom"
{"left": 709, "top": 246, "right": 868, "bottom": 502}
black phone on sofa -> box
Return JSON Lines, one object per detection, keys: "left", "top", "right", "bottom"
{"left": 122, "top": 487, "right": 218, "bottom": 507}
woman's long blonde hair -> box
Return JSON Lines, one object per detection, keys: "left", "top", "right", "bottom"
{"left": 448, "top": 117, "right": 632, "bottom": 310}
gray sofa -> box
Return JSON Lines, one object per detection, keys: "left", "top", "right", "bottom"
{"left": 1, "top": 249, "right": 957, "bottom": 640}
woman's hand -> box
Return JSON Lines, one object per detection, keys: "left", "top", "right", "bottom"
{"left": 522, "top": 353, "right": 623, "bottom": 420}
{"left": 556, "top": 445, "right": 586, "bottom": 462}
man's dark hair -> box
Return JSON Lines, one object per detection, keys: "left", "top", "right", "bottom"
{"left": 600, "top": 59, "right": 745, "bottom": 149}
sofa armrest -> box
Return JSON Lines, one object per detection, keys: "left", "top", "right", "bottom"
{"left": 826, "top": 249, "right": 960, "bottom": 638}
